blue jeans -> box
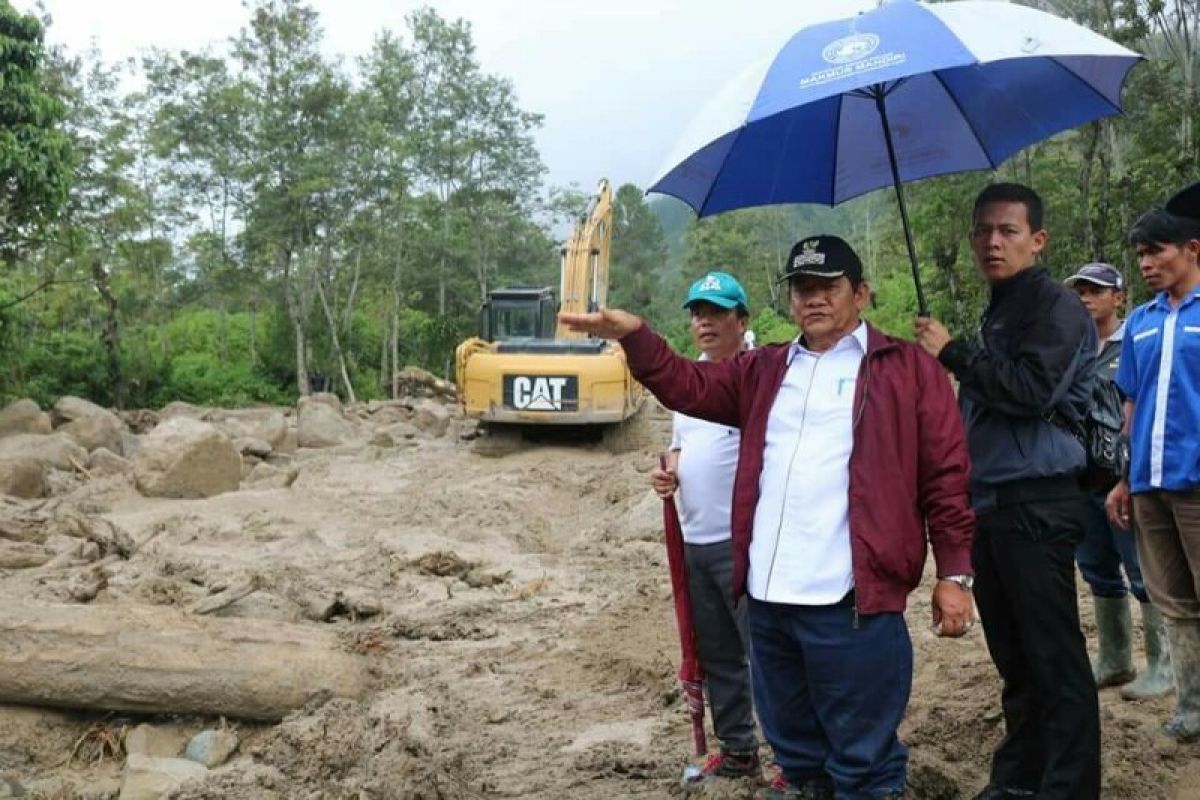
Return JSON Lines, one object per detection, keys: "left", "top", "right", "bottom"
{"left": 1076, "top": 492, "right": 1147, "bottom": 602}
{"left": 748, "top": 595, "right": 910, "bottom": 799}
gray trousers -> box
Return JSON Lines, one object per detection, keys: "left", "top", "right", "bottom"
{"left": 684, "top": 539, "right": 757, "bottom": 754}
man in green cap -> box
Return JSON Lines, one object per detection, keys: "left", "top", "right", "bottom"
{"left": 650, "top": 270, "right": 760, "bottom": 788}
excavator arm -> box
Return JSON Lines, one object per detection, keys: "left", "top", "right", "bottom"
{"left": 555, "top": 179, "right": 613, "bottom": 339}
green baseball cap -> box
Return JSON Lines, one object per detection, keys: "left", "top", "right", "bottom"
{"left": 683, "top": 271, "right": 749, "bottom": 312}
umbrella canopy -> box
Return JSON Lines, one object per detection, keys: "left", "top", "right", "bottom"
{"left": 649, "top": 0, "right": 1141, "bottom": 313}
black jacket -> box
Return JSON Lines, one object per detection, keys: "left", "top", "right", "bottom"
{"left": 939, "top": 266, "right": 1097, "bottom": 509}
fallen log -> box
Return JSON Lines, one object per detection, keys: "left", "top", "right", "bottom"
{"left": 0, "top": 541, "right": 54, "bottom": 569}
{"left": 394, "top": 366, "right": 457, "bottom": 400}
{"left": 0, "top": 602, "right": 370, "bottom": 721}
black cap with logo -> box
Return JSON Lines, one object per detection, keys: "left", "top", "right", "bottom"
{"left": 778, "top": 235, "right": 864, "bottom": 284}
{"left": 1166, "top": 181, "right": 1200, "bottom": 223}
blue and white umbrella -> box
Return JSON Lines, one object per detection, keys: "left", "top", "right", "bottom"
{"left": 648, "top": 0, "right": 1142, "bottom": 314}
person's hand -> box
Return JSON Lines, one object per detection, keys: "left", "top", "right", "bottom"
{"left": 931, "top": 580, "right": 975, "bottom": 638}
{"left": 914, "top": 317, "right": 953, "bottom": 358}
{"left": 650, "top": 465, "right": 678, "bottom": 498}
{"left": 557, "top": 308, "right": 642, "bottom": 339}
{"left": 1106, "top": 479, "right": 1132, "bottom": 529}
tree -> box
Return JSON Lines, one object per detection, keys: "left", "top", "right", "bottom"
{"left": 609, "top": 183, "right": 670, "bottom": 325}
{"left": 0, "top": 1, "right": 74, "bottom": 257}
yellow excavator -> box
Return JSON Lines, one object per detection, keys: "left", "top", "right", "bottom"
{"left": 454, "top": 179, "right": 645, "bottom": 428}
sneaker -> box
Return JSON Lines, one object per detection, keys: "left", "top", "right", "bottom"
{"left": 754, "top": 770, "right": 834, "bottom": 800}
{"left": 682, "top": 751, "right": 761, "bottom": 790}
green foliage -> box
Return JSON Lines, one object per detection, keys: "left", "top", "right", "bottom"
{"left": 610, "top": 183, "right": 672, "bottom": 326}
{"left": 749, "top": 308, "right": 797, "bottom": 347}
{"left": 2, "top": 0, "right": 1199, "bottom": 409}
{"left": 7, "top": 331, "right": 109, "bottom": 407}
{"left": 0, "top": 1, "right": 74, "bottom": 254}
{"left": 163, "top": 352, "right": 288, "bottom": 407}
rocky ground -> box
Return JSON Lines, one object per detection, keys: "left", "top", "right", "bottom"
{"left": 0, "top": 381, "right": 1197, "bottom": 799}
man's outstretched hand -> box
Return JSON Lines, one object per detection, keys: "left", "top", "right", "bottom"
{"left": 558, "top": 309, "right": 643, "bottom": 340}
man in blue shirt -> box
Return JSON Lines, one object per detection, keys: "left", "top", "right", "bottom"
{"left": 1108, "top": 185, "right": 1200, "bottom": 741}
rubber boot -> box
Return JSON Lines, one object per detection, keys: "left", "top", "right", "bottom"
{"left": 1092, "top": 595, "right": 1136, "bottom": 688}
{"left": 1121, "top": 603, "right": 1174, "bottom": 700}
{"left": 1162, "top": 617, "right": 1200, "bottom": 742}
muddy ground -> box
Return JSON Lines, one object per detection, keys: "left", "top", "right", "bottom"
{"left": 1, "top": 401, "right": 1198, "bottom": 799}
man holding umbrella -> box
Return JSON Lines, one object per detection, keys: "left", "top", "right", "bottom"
{"left": 916, "top": 183, "right": 1101, "bottom": 799}
{"left": 650, "top": 270, "right": 760, "bottom": 788}
{"left": 563, "top": 234, "right": 975, "bottom": 800}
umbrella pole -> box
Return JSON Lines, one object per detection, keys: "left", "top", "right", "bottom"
{"left": 873, "top": 91, "right": 929, "bottom": 317}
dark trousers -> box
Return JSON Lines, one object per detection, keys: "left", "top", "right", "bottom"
{"left": 684, "top": 540, "right": 757, "bottom": 753}
{"left": 1076, "top": 491, "right": 1148, "bottom": 602}
{"left": 974, "top": 496, "right": 1101, "bottom": 800}
{"left": 748, "top": 595, "right": 910, "bottom": 799}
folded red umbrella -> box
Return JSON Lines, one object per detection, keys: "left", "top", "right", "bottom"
{"left": 661, "top": 455, "right": 707, "bottom": 757}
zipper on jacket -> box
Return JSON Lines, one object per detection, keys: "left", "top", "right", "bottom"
{"left": 847, "top": 352, "right": 872, "bottom": 627}
{"left": 763, "top": 354, "right": 821, "bottom": 600}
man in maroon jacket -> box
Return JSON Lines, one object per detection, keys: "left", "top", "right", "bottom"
{"left": 562, "top": 235, "right": 975, "bottom": 800}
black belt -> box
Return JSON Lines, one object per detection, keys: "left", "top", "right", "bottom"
{"left": 979, "top": 474, "right": 1082, "bottom": 508}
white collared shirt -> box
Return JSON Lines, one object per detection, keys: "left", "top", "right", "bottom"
{"left": 748, "top": 322, "right": 868, "bottom": 605}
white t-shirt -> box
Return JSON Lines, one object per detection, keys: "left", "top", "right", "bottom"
{"left": 669, "top": 349, "right": 748, "bottom": 546}
{"left": 748, "top": 323, "right": 866, "bottom": 605}
{"left": 671, "top": 411, "right": 741, "bottom": 545}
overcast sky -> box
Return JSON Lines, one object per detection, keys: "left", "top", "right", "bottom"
{"left": 22, "top": 0, "right": 877, "bottom": 193}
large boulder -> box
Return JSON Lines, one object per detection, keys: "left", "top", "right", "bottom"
{"left": 52, "top": 397, "right": 126, "bottom": 455}
{"left": 307, "top": 392, "right": 343, "bottom": 415}
{"left": 249, "top": 411, "right": 287, "bottom": 449}
{"left": 60, "top": 415, "right": 125, "bottom": 454}
{"left": 158, "top": 401, "right": 206, "bottom": 421}
{"left": 0, "top": 433, "right": 87, "bottom": 470}
{"left": 88, "top": 447, "right": 133, "bottom": 477}
{"left": 296, "top": 398, "right": 353, "bottom": 448}
{"left": 0, "top": 399, "right": 51, "bottom": 438}
{"left": 52, "top": 396, "right": 116, "bottom": 426}
{"left": 0, "top": 457, "right": 48, "bottom": 498}
{"left": 133, "top": 418, "right": 241, "bottom": 499}
{"left": 412, "top": 399, "right": 451, "bottom": 438}
{"left": 210, "top": 410, "right": 287, "bottom": 450}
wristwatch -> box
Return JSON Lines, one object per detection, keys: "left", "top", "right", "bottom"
{"left": 940, "top": 574, "right": 974, "bottom": 591}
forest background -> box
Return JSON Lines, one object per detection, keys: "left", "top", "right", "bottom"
{"left": 1, "top": 0, "right": 1197, "bottom": 408}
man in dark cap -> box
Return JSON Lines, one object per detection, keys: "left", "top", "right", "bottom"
{"left": 561, "top": 235, "right": 975, "bottom": 800}
{"left": 1065, "top": 263, "right": 1172, "bottom": 701}
{"left": 1107, "top": 184, "right": 1200, "bottom": 741}
{"left": 1165, "top": 179, "right": 1200, "bottom": 221}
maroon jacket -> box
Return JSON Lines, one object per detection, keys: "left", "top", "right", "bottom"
{"left": 622, "top": 322, "right": 974, "bottom": 614}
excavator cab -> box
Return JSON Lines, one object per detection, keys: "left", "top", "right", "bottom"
{"left": 479, "top": 287, "right": 557, "bottom": 342}
{"left": 454, "top": 179, "right": 645, "bottom": 426}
